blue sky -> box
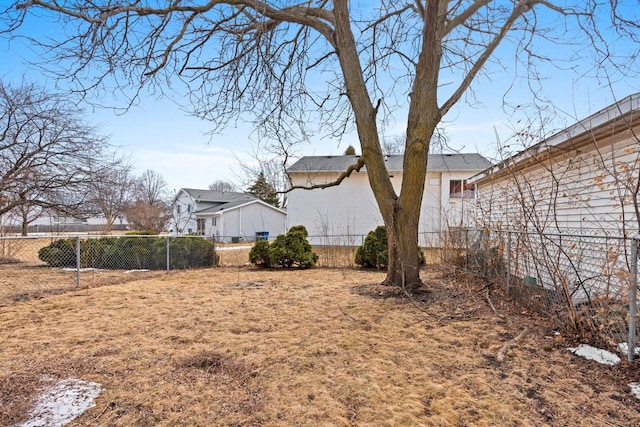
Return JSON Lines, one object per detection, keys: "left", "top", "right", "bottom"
{"left": 1, "top": 2, "right": 639, "bottom": 193}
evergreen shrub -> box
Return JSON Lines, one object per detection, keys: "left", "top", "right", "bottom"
{"left": 249, "top": 240, "right": 271, "bottom": 267}
{"left": 249, "top": 225, "right": 318, "bottom": 269}
{"left": 355, "top": 226, "right": 426, "bottom": 269}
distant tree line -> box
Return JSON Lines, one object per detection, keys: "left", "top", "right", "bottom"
{"left": 0, "top": 81, "right": 172, "bottom": 235}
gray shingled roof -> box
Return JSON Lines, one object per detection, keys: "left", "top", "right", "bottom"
{"left": 287, "top": 153, "right": 492, "bottom": 173}
{"left": 180, "top": 189, "right": 256, "bottom": 203}
{"left": 196, "top": 199, "right": 256, "bottom": 214}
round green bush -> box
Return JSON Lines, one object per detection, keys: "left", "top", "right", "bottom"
{"left": 249, "top": 239, "right": 271, "bottom": 267}
{"left": 38, "top": 239, "right": 76, "bottom": 267}
{"left": 268, "top": 225, "right": 318, "bottom": 269}
{"left": 355, "top": 226, "right": 425, "bottom": 269}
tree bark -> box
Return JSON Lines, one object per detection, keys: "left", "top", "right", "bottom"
{"left": 21, "top": 217, "right": 28, "bottom": 236}
{"left": 331, "top": 0, "right": 442, "bottom": 292}
{"left": 383, "top": 200, "right": 424, "bottom": 292}
{"left": 380, "top": 0, "right": 443, "bottom": 291}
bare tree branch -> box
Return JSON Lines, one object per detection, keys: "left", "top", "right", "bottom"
{"left": 287, "top": 157, "right": 365, "bottom": 191}
{"left": 0, "top": 81, "right": 112, "bottom": 219}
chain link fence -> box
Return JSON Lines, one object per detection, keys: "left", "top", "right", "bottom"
{"left": 0, "top": 234, "right": 223, "bottom": 305}
{"left": 446, "top": 229, "right": 639, "bottom": 361}
{"left": 3, "top": 229, "right": 638, "bottom": 361}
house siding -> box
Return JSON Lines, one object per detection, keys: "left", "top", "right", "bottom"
{"left": 287, "top": 169, "right": 480, "bottom": 246}
{"left": 172, "top": 191, "right": 197, "bottom": 234}
{"left": 194, "top": 202, "right": 286, "bottom": 241}
{"left": 476, "top": 127, "right": 640, "bottom": 235}
{"left": 287, "top": 172, "right": 382, "bottom": 243}
{"left": 474, "top": 121, "right": 640, "bottom": 302}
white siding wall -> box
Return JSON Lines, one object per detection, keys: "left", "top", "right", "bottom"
{"left": 288, "top": 169, "right": 480, "bottom": 246}
{"left": 202, "top": 203, "right": 286, "bottom": 241}
{"left": 172, "top": 192, "right": 197, "bottom": 235}
{"left": 477, "top": 129, "right": 640, "bottom": 235}
{"left": 287, "top": 172, "right": 383, "bottom": 244}
{"left": 475, "top": 126, "right": 640, "bottom": 302}
{"left": 439, "top": 172, "right": 477, "bottom": 230}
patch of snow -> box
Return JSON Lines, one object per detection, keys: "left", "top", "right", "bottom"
{"left": 568, "top": 344, "right": 621, "bottom": 366}
{"left": 124, "top": 269, "right": 150, "bottom": 273}
{"left": 618, "top": 342, "right": 640, "bottom": 357}
{"left": 216, "top": 245, "right": 252, "bottom": 251}
{"left": 630, "top": 383, "right": 640, "bottom": 400}
{"left": 16, "top": 378, "right": 102, "bottom": 427}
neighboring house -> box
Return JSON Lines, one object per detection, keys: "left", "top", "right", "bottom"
{"left": 469, "top": 93, "right": 640, "bottom": 302}
{"left": 0, "top": 209, "right": 129, "bottom": 234}
{"left": 286, "top": 153, "right": 493, "bottom": 246}
{"left": 172, "top": 188, "right": 287, "bottom": 241}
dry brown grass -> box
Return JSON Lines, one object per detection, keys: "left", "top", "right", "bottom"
{"left": 1, "top": 265, "right": 640, "bottom": 426}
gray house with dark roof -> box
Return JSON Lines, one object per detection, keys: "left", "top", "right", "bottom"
{"left": 172, "top": 188, "right": 287, "bottom": 241}
{"left": 287, "top": 153, "right": 492, "bottom": 246}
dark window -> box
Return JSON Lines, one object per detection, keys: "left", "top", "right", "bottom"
{"left": 449, "top": 179, "right": 474, "bottom": 199}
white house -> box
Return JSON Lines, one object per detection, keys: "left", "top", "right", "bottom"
{"left": 286, "top": 153, "right": 492, "bottom": 246}
{"left": 172, "top": 188, "right": 287, "bottom": 241}
{"left": 469, "top": 93, "right": 640, "bottom": 302}
{"left": 0, "top": 208, "right": 129, "bottom": 235}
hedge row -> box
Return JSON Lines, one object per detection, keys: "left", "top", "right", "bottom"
{"left": 38, "top": 235, "right": 214, "bottom": 270}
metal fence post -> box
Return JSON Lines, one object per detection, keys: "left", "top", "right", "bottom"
{"left": 76, "top": 236, "right": 81, "bottom": 289}
{"left": 629, "top": 237, "right": 638, "bottom": 362}
{"left": 166, "top": 236, "right": 170, "bottom": 273}
{"left": 506, "top": 231, "right": 511, "bottom": 287}
{"left": 212, "top": 235, "right": 217, "bottom": 267}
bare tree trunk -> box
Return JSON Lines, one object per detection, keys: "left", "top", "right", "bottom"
{"left": 20, "top": 195, "right": 28, "bottom": 236}
{"left": 379, "top": 0, "right": 442, "bottom": 291}
{"left": 384, "top": 219, "right": 421, "bottom": 291}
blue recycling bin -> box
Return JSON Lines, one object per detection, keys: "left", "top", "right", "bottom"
{"left": 255, "top": 231, "right": 269, "bottom": 241}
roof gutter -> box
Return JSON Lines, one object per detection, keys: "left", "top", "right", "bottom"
{"left": 468, "top": 93, "right": 640, "bottom": 185}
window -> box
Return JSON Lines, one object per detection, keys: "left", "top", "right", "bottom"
{"left": 187, "top": 203, "right": 192, "bottom": 213}
{"left": 449, "top": 179, "right": 475, "bottom": 199}
{"left": 176, "top": 205, "right": 181, "bottom": 214}
{"left": 197, "top": 218, "right": 206, "bottom": 235}
{"left": 212, "top": 217, "right": 217, "bottom": 227}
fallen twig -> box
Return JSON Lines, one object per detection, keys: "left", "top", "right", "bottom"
{"left": 95, "top": 400, "right": 114, "bottom": 420}
{"left": 338, "top": 304, "right": 359, "bottom": 323}
{"left": 485, "top": 289, "right": 506, "bottom": 319}
{"left": 437, "top": 307, "right": 479, "bottom": 323}
{"left": 496, "top": 327, "right": 528, "bottom": 362}
{"left": 400, "top": 284, "right": 430, "bottom": 310}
